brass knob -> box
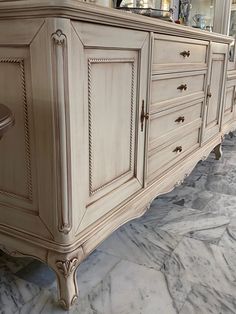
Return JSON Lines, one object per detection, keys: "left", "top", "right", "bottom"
{"left": 180, "top": 50, "right": 190, "bottom": 58}
{"left": 173, "top": 146, "right": 183, "bottom": 153}
{"left": 177, "top": 84, "right": 187, "bottom": 91}
{"left": 175, "top": 116, "right": 185, "bottom": 123}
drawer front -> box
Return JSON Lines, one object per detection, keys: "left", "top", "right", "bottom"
{"left": 147, "top": 128, "right": 200, "bottom": 183}
{"left": 149, "top": 101, "right": 203, "bottom": 151}
{"left": 151, "top": 72, "right": 205, "bottom": 108}
{"left": 153, "top": 36, "right": 207, "bottom": 66}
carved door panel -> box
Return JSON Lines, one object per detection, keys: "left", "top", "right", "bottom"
{"left": 0, "top": 19, "right": 65, "bottom": 241}
{"left": 203, "top": 42, "right": 228, "bottom": 142}
{"left": 70, "top": 22, "right": 149, "bottom": 233}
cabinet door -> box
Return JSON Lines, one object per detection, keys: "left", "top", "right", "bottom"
{"left": 0, "top": 19, "right": 57, "bottom": 240}
{"left": 203, "top": 42, "right": 228, "bottom": 142}
{"left": 71, "top": 22, "right": 149, "bottom": 233}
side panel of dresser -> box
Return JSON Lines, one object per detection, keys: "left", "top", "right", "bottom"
{"left": 202, "top": 42, "right": 228, "bottom": 142}
{"left": 69, "top": 22, "right": 150, "bottom": 234}
{"left": 221, "top": 70, "right": 236, "bottom": 134}
{"left": 0, "top": 19, "right": 58, "bottom": 240}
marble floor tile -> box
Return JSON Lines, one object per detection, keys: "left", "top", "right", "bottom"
{"left": 97, "top": 221, "right": 182, "bottom": 270}
{"left": 218, "top": 216, "right": 236, "bottom": 247}
{"left": 154, "top": 206, "right": 229, "bottom": 244}
{"left": 157, "top": 186, "right": 236, "bottom": 218}
{"left": 180, "top": 284, "right": 236, "bottom": 314}
{"left": 76, "top": 250, "right": 121, "bottom": 299}
{"left": 0, "top": 268, "right": 41, "bottom": 314}
{"left": 18, "top": 289, "right": 66, "bottom": 314}
{"left": 156, "top": 185, "right": 215, "bottom": 210}
{"left": 73, "top": 260, "right": 177, "bottom": 314}
{"left": 162, "top": 237, "right": 236, "bottom": 311}
{"left": 18, "top": 259, "right": 177, "bottom": 314}
{"left": 137, "top": 202, "right": 178, "bottom": 227}
{"left": 204, "top": 164, "right": 236, "bottom": 197}
{"left": 15, "top": 260, "right": 56, "bottom": 288}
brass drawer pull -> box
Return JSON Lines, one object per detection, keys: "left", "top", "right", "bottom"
{"left": 180, "top": 50, "right": 190, "bottom": 58}
{"left": 177, "top": 84, "right": 187, "bottom": 91}
{"left": 173, "top": 146, "right": 183, "bottom": 153}
{"left": 175, "top": 116, "right": 185, "bottom": 123}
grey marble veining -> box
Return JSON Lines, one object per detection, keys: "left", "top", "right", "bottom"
{"left": 0, "top": 268, "right": 41, "bottom": 314}
{"left": 162, "top": 237, "right": 236, "bottom": 311}
{"left": 157, "top": 185, "right": 236, "bottom": 218}
{"left": 98, "top": 221, "right": 182, "bottom": 270}
{"left": 19, "top": 260, "right": 178, "bottom": 314}
{"left": 180, "top": 284, "right": 236, "bottom": 314}
{"left": 218, "top": 218, "right": 236, "bottom": 252}
{"left": 72, "top": 260, "right": 177, "bottom": 314}
{"left": 154, "top": 206, "right": 229, "bottom": 244}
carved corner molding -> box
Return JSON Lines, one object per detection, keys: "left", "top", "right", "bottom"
{"left": 87, "top": 58, "right": 135, "bottom": 196}
{"left": 0, "top": 58, "right": 32, "bottom": 202}
{"left": 51, "top": 29, "right": 72, "bottom": 235}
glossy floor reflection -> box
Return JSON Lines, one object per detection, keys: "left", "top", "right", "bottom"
{"left": 2, "top": 134, "right": 236, "bottom": 313}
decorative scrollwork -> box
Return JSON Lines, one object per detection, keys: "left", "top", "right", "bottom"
{"left": 51, "top": 29, "right": 72, "bottom": 234}
{"left": 59, "top": 295, "right": 78, "bottom": 310}
{"left": 51, "top": 29, "right": 66, "bottom": 45}
{"left": 56, "top": 257, "right": 79, "bottom": 278}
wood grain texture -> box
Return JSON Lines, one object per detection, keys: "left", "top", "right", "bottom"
{"left": 0, "top": 7, "right": 234, "bottom": 310}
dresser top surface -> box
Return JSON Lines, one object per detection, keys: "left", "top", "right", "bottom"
{"left": 0, "top": 0, "right": 233, "bottom": 44}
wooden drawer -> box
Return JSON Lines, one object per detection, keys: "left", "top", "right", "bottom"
{"left": 152, "top": 35, "right": 208, "bottom": 73}
{"left": 147, "top": 128, "right": 200, "bottom": 183}
{"left": 149, "top": 100, "right": 203, "bottom": 152}
{"left": 151, "top": 71, "right": 205, "bottom": 112}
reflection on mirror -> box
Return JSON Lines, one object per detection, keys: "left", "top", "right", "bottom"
{"left": 177, "top": 0, "right": 215, "bottom": 30}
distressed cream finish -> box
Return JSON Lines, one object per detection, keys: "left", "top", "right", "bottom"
{"left": 0, "top": 0, "right": 234, "bottom": 310}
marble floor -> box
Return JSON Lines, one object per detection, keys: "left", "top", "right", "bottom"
{"left": 2, "top": 134, "right": 236, "bottom": 313}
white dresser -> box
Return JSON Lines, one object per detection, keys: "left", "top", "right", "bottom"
{"left": 0, "top": 0, "right": 234, "bottom": 310}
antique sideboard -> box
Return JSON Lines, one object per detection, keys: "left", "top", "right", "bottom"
{"left": 0, "top": 0, "right": 235, "bottom": 310}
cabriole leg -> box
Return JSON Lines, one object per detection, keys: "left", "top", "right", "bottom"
{"left": 47, "top": 248, "right": 84, "bottom": 310}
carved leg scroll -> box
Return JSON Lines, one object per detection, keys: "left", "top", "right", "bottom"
{"left": 47, "top": 247, "right": 84, "bottom": 310}
{"left": 213, "top": 143, "right": 223, "bottom": 160}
